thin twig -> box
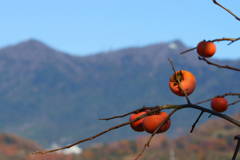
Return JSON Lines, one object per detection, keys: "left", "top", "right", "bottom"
{"left": 212, "top": 0, "right": 240, "bottom": 21}
{"left": 99, "top": 106, "right": 151, "bottom": 120}
{"left": 33, "top": 121, "right": 131, "bottom": 154}
{"left": 229, "top": 99, "right": 240, "bottom": 106}
{"left": 180, "top": 47, "right": 196, "bottom": 54}
{"left": 211, "top": 37, "right": 240, "bottom": 43}
{"left": 190, "top": 111, "right": 204, "bottom": 133}
{"left": 208, "top": 114, "right": 213, "bottom": 118}
{"left": 200, "top": 98, "right": 240, "bottom": 119}
{"left": 188, "top": 104, "right": 240, "bottom": 127}
{"left": 195, "top": 92, "right": 240, "bottom": 105}
{"left": 199, "top": 57, "right": 240, "bottom": 72}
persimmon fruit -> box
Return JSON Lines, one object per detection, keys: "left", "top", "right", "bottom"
{"left": 129, "top": 111, "right": 148, "bottom": 132}
{"left": 143, "top": 112, "right": 171, "bottom": 134}
{"left": 211, "top": 97, "right": 228, "bottom": 112}
{"left": 197, "top": 41, "right": 216, "bottom": 58}
{"left": 169, "top": 70, "right": 196, "bottom": 96}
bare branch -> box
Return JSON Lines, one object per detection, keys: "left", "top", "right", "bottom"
{"left": 212, "top": 0, "right": 240, "bottom": 21}
{"left": 232, "top": 135, "right": 240, "bottom": 160}
{"left": 207, "top": 98, "right": 240, "bottom": 118}
{"left": 211, "top": 37, "right": 240, "bottom": 43}
{"left": 99, "top": 92, "right": 240, "bottom": 121}
{"left": 190, "top": 111, "right": 204, "bottom": 133}
{"left": 198, "top": 57, "right": 240, "bottom": 72}
{"left": 188, "top": 104, "right": 240, "bottom": 127}
{"left": 99, "top": 106, "right": 151, "bottom": 120}
{"left": 33, "top": 121, "right": 131, "bottom": 154}
{"left": 180, "top": 37, "right": 240, "bottom": 55}
{"left": 33, "top": 103, "right": 240, "bottom": 155}
{"left": 33, "top": 106, "right": 168, "bottom": 154}
{"left": 180, "top": 47, "right": 197, "bottom": 55}
{"left": 195, "top": 92, "right": 240, "bottom": 105}
{"left": 229, "top": 99, "right": 240, "bottom": 106}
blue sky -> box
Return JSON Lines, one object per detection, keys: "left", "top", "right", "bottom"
{"left": 0, "top": 0, "right": 240, "bottom": 59}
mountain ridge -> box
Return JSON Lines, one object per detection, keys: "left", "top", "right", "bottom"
{"left": 0, "top": 39, "right": 239, "bottom": 147}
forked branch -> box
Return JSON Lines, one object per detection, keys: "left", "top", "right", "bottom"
{"left": 33, "top": 103, "right": 240, "bottom": 155}
{"left": 100, "top": 92, "right": 240, "bottom": 121}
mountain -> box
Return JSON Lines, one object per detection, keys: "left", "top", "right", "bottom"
{"left": 0, "top": 39, "right": 239, "bottom": 147}
{"left": 0, "top": 133, "right": 75, "bottom": 160}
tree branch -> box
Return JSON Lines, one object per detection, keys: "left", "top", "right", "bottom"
{"left": 212, "top": 0, "right": 240, "bottom": 21}
{"left": 180, "top": 37, "right": 240, "bottom": 55}
{"left": 232, "top": 135, "right": 240, "bottom": 160}
{"left": 229, "top": 99, "right": 240, "bottom": 106}
{"left": 195, "top": 92, "right": 240, "bottom": 105}
{"left": 33, "top": 104, "right": 240, "bottom": 155}
{"left": 198, "top": 57, "right": 240, "bottom": 72}
{"left": 190, "top": 111, "right": 204, "bottom": 133}
{"left": 99, "top": 92, "right": 240, "bottom": 121}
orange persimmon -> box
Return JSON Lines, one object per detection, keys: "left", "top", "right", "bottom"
{"left": 129, "top": 111, "right": 148, "bottom": 132}
{"left": 143, "top": 112, "right": 171, "bottom": 134}
{"left": 211, "top": 97, "right": 228, "bottom": 112}
{"left": 169, "top": 70, "right": 196, "bottom": 96}
{"left": 197, "top": 41, "right": 216, "bottom": 58}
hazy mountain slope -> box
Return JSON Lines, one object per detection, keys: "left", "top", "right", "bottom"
{"left": 0, "top": 39, "right": 239, "bottom": 147}
{"left": 0, "top": 133, "right": 74, "bottom": 160}
{"left": 79, "top": 114, "right": 240, "bottom": 160}
{"left": 0, "top": 113, "right": 238, "bottom": 160}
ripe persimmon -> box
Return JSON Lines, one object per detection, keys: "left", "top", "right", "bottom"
{"left": 197, "top": 41, "right": 216, "bottom": 58}
{"left": 211, "top": 97, "right": 228, "bottom": 112}
{"left": 143, "top": 112, "right": 171, "bottom": 134}
{"left": 169, "top": 70, "right": 196, "bottom": 96}
{"left": 129, "top": 111, "right": 148, "bottom": 132}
